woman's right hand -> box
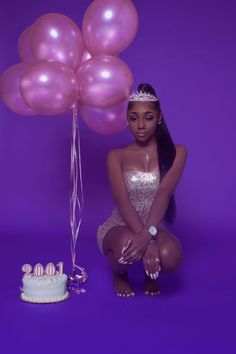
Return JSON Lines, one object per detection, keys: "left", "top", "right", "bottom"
{"left": 118, "top": 228, "right": 151, "bottom": 264}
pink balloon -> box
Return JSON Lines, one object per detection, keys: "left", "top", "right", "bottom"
{"left": 60, "top": 108, "right": 73, "bottom": 116}
{"left": 81, "top": 48, "right": 92, "bottom": 64}
{"left": 20, "top": 60, "right": 78, "bottom": 115}
{"left": 79, "top": 99, "right": 128, "bottom": 135}
{"left": 0, "top": 63, "right": 37, "bottom": 116}
{"left": 76, "top": 55, "right": 133, "bottom": 108}
{"left": 82, "top": 0, "right": 138, "bottom": 56}
{"left": 30, "top": 13, "right": 84, "bottom": 70}
{"left": 18, "top": 26, "right": 35, "bottom": 63}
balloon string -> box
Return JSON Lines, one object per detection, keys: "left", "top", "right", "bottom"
{"left": 70, "top": 103, "right": 84, "bottom": 269}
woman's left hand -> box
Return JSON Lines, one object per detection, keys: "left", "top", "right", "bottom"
{"left": 143, "top": 242, "right": 162, "bottom": 279}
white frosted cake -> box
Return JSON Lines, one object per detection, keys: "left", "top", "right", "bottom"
{"left": 21, "top": 263, "right": 69, "bottom": 303}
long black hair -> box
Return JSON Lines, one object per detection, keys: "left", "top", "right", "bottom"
{"left": 127, "top": 83, "right": 176, "bottom": 224}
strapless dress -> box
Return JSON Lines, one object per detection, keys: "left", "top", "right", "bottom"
{"left": 96, "top": 168, "right": 166, "bottom": 254}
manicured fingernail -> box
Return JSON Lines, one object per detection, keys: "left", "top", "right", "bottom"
{"left": 146, "top": 270, "right": 149, "bottom": 276}
{"left": 119, "top": 259, "right": 126, "bottom": 264}
{"left": 118, "top": 257, "right": 124, "bottom": 262}
{"left": 119, "top": 260, "right": 127, "bottom": 264}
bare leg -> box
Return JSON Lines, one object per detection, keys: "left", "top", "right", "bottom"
{"left": 102, "top": 226, "right": 136, "bottom": 297}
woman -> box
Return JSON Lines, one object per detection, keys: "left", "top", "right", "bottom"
{"left": 97, "top": 83, "right": 187, "bottom": 297}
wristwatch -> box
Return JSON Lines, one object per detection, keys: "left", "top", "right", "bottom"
{"left": 146, "top": 225, "right": 158, "bottom": 238}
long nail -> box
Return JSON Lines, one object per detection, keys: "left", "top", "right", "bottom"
{"left": 155, "top": 271, "right": 159, "bottom": 277}
{"left": 120, "top": 260, "right": 127, "bottom": 264}
{"left": 119, "top": 260, "right": 126, "bottom": 264}
{"left": 118, "top": 257, "right": 124, "bottom": 262}
{"left": 146, "top": 270, "right": 149, "bottom": 277}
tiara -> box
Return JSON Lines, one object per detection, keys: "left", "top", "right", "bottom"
{"left": 129, "top": 91, "right": 158, "bottom": 102}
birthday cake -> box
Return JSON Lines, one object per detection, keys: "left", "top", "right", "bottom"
{"left": 20, "top": 262, "right": 69, "bottom": 303}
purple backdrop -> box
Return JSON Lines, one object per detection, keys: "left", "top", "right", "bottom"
{"left": 0, "top": 1, "right": 236, "bottom": 354}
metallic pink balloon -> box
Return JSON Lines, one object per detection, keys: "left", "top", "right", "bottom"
{"left": 18, "top": 26, "right": 35, "bottom": 63}
{"left": 60, "top": 108, "right": 73, "bottom": 116}
{"left": 20, "top": 60, "right": 78, "bottom": 115}
{"left": 76, "top": 55, "right": 133, "bottom": 108}
{"left": 30, "top": 13, "right": 84, "bottom": 70}
{"left": 0, "top": 63, "right": 37, "bottom": 116}
{"left": 82, "top": 0, "right": 138, "bottom": 56}
{"left": 79, "top": 99, "right": 128, "bottom": 135}
{"left": 81, "top": 48, "right": 92, "bottom": 64}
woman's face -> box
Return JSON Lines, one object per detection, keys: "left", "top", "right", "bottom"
{"left": 127, "top": 102, "right": 160, "bottom": 142}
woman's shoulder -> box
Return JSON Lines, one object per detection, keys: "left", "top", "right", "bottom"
{"left": 107, "top": 145, "right": 133, "bottom": 157}
{"left": 175, "top": 144, "right": 188, "bottom": 153}
{"left": 107, "top": 148, "right": 123, "bottom": 164}
{"left": 174, "top": 144, "right": 188, "bottom": 162}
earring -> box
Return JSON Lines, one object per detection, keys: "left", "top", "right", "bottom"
{"left": 158, "top": 120, "right": 162, "bottom": 125}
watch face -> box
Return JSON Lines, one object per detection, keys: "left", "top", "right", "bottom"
{"left": 149, "top": 226, "right": 157, "bottom": 236}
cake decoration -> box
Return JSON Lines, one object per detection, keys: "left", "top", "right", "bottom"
{"left": 21, "top": 264, "right": 32, "bottom": 277}
{"left": 22, "top": 262, "right": 64, "bottom": 278}
{"left": 33, "top": 263, "right": 44, "bottom": 277}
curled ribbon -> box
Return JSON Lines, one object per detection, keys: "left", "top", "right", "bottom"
{"left": 69, "top": 103, "right": 88, "bottom": 294}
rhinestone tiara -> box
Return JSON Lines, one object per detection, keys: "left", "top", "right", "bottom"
{"left": 129, "top": 91, "right": 158, "bottom": 102}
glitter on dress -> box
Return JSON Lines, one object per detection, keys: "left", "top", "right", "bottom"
{"left": 96, "top": 168, "right": 163, "bottom": 254}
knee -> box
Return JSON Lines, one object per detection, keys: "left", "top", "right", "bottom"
{"left": 102, "top": 226, "right": 133, "bottom": 262}
{"left": 159, "top": 238, "right": 183, "bottom": 272}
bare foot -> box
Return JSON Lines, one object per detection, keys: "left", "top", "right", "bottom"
{"left": 144, "top": 274, "right": 161, "bottom": 296}
{"left": 113, "top": 270, "right": 135, "bottom": 297}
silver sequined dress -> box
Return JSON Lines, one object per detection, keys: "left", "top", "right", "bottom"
{"left": 96, "top": 168, "right": 166, "bottom": 254}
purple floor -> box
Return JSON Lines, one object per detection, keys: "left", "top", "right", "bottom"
{"left": 1, "top": 225, "right": 235, "bottom": 354}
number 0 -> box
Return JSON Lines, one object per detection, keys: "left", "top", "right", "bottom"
{"left": 45, "top": 263, "right": 56, "bottom": 276}
{"left": 33, "top": 263, "right": 44, "bottom": 277}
